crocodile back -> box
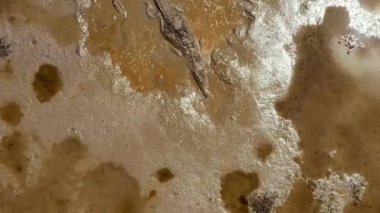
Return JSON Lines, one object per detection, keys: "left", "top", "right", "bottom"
{"left": 153, "top": 0, "right": 178, "bottom": 23}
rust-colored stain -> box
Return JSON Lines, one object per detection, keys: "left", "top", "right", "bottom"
{"left": 85, "top": 0, "right": 188, "bottom": 96}
{"left": 85, "top": 0, "right": 247, "bottom": 96}
{"left": 84, "top": 0, "right": 256, "bottom": 127}
{"left": 172, "top": 0, "right": 248, "bottom": 51}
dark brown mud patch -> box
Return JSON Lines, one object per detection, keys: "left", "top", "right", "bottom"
{"left": 0, "top": 102, "right": 23, "bottom": 126}
{"left": 220, "top": 170, "right": 260, "bottom": 213}
{"left": 0, "top": 132, "right": 28, "bottom": 181}
{"left": 0, "top": 59, "right": 13, "bottom": 76}
{"left": 155, "top": 167, "right": 175, "bottom": 183}
{"left": 33, "top": 64, "right": 63, "bottom": 102}
{"left": 256, "top": 143, "right": 274, "bottom": 162}
{"left": 78, "top": 162, "right": 143, "bottom": 213}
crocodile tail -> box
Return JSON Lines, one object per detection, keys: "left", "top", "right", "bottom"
{"left": 191, "top": 70, "right": 209, "bottom": 98}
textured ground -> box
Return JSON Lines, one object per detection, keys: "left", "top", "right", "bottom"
{"left": 0, "top": 0, "right": 380, "bottom": 212}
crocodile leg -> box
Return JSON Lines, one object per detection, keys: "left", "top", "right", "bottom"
{"left": 145, "top": 1, "right": 158, "bottom": 19}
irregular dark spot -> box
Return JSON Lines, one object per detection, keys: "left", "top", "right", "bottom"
{"left": 33, "top": 64, "right": 63, "bottom": 102}
{"left": 0, "top": 137, "right": 87, "bottom": 212}
{"left": 48, "top": 137, "right": 87, "bottom": 172}
{"left": 0, "top": 132, "right": 28, "bottom": 180}
{"left": 79, "top": 162, "right": 143, "bottom": 213}
{"left": 15, "top": 164, "right": 23, "bottom": 172}
{"left": 148, "top": 190, "right": 157, "bottom": 200}
{"left": 0, "top": 35, "right": 11, "bottom": 58}
{"left": 299, "top": 2, "right": 310, "bottom": 13}
{"left": 256, "top": 143, "right": 274, "bottom": 162}
{"left": 220, "top": 171, "right": 259, "bottom": 213}
{"left": 0, "top": 60, "right": 12, "bottom": 76}
{"left": 292, "top": 157, "right": 301, "bottom": 165}
{"left": 248, "top": 191, "right": 276, "bottom": 213}
{"left": 155, "top": 167, "right": 175, "bottom": 183}
{"left": 239, "top": 195, "right": 249, "bottom": 205}
{"left": 0, "top": 102, "right": 23, "bottom": 126}
{"left": 7, "top": 16, "right": 16, "bottom": 23}
{"left": 348, "top": 180, "right": 365, "bottom": 203}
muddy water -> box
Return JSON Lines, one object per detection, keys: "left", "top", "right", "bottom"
{"left": 0, "top": 0, "right": 80, "bottom": 46}
{"left": 276, "top": 7, "right": 380, "bottom": 212}
{"left": 0, "top": 132, "right": 28, "bottom": 182}
{"left": 85, "top": 0, "right": 255, "bottom": 126}
{"left": 85, "top": 0, "right": 247, "bottom": 96}
{"left": 0, "top": 135, "right": 145, "bottom": 213}
{"left": 220, "top": 171, "right": 260, "bottom": 213}
{"left": 0, "top": 102, "right": 23, "bottom": 126}
{"left": 171, "top": 0, "right": 248, "bottom": 51}
{"left": 360, "top": 0, "right": 380, "bottom": 11}
{"left": 277, "top": 180, "right": 319, "bottom": 213}
{"left": 2, "top": 0, "right": 247, "bottom": 99}
{"left": 85, "top": 0, "right": 188, "bottom": 95}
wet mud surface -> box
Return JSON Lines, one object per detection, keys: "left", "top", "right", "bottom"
{"left": 276, "top": 7, "right": 380, "bottom": 212}
{"left": 220, "top": 171, "right": 259, "bottom": 213}
{"left": 0, "top": 0, "right": 80, "bottom": 46}
{"left": 0, "top": 0, "right": 379, "bottom": 212}
{"left": 0, "top": 135, "right": 145, "bottom": 213}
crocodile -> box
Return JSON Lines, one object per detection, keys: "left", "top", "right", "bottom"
{"left": 151, "top": 0, "right": 209, "bottom": 97}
